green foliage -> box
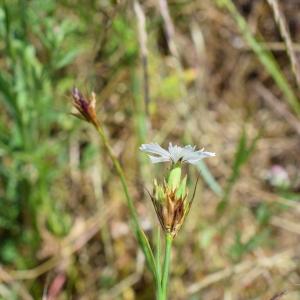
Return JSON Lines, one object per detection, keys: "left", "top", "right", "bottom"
{"left": 197, "top": 160, "right": 223, "bottom": 197}
{"left": 255, "top": 203, "right": 272, "bottom": 227}
{"left": 0, "top": 0, "right": 80, "bottom": 266}
{"left": 229, "top": 204, "right": 272, "bottom": 262}
{"left": 229, "top": 229, "right": 270, "bottom": 262}
{"left": 218, "top": 128, "right": 260, "bottom": 213}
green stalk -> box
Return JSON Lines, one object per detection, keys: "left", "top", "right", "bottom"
{"left": 95, "top": 125, "right": 157, "bottom": 279}
{"left": 155, "top": 228, "right": 162, "bottom": 299}
{"left": 95, "top": 126, "right": 138, "bottom": 221}
{"left": 161, "top": 233, "right": 173, "bottom": 299}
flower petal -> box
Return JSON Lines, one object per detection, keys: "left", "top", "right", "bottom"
{"left": 140, "top": 143, "right": 170, "bottom": 158}
{"left": 140, "top": 142, "right": 215, "bottom": 165}
{"left": 184, "top": 151, "right": 216, "bottom": 164}
{"left": 148, "top": 155, "right": 171, "bottom": 164}
{"left": 168, "top": 143, "right": 185, "bottom": 163}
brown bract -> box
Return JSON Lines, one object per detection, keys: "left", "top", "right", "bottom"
{"left": 71, "top": 87, "right": 100, "bottom": 128}
{"left": 150, "top": 182, "right": 192, "bottom": 238}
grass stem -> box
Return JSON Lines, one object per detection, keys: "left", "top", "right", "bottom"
{"left": 94, "top": 125, "right": 157, "bottom": 279}
{"left": 155, "top": 228, "right": 162, "bottom": 299}
{"left": 161, "top": 233, "right": 173, "bottom": 299}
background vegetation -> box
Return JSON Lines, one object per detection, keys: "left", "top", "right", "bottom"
{"left": 1, "top": 0, "right": 300, "bottom": 299}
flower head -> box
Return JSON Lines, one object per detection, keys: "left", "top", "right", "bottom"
{"left": 140, "top": 143, "right": 215, "bottom": 165}
{"left": 142, "top": 142, "right": 216, "bottom": 237}
{"left": 71, "top": 87, "right": 99, "bottom": 128}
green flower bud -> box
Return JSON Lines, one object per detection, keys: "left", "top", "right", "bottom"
{"left": 167, "top": 166, "right": 181, "bottom": 191}
{"left": 175, "top": 175, "right": 187, "bottom": 199}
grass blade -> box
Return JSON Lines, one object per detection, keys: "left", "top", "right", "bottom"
{"left": 197, "top": 160, "right": 223, "bottom": 197}
{"left": 215, "top": 0, "right": 300, "bottom": 116}
{"left": 218, "top": 128, "right": 260, "bottom": 213}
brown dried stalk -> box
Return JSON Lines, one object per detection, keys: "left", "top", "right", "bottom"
{"left": 267, "top": 0, "right": 300, "bottom": 88}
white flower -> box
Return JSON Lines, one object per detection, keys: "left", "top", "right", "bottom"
{"left": 140, "top": 143, "right": 216, "bottom": 165}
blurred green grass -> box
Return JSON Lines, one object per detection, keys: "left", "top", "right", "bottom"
{"left": 0, "top": 0, "right": 79, "bottom": 260}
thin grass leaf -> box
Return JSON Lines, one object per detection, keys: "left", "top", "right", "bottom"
{"left": 155, "top": 228, "right": 162, "bottom": 281}
{"left": 94, "top": 126, "right": 158, "bottom": 280}
{"left": 136, "top": 228, "right": 158, "bottom": 279}
{"left": 215, "top": 0, "right": 300, "bottom": 116}
{"left": 54, "top": 48, "right": 83, "bottom": 69}
{"left": 218, "top": 128, "right": 260, "bottom": 213}
{"left": 197, "top": 160, "right": 223, "bottom": 197}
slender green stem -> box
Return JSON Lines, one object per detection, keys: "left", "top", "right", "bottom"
{"left": 156, "top": 228, "right": 161, "bottom": 277}
{"left": 155, "top": 228, "right": 162, "bottom": 299}
{"left": 161, "top": 233, "right": 173, "bottom": 299}
{"left": 94, "top": 125, "right": 157, "bottom": 278}
{"left": 96, "top": 126, "right": 138, "bottom": 220}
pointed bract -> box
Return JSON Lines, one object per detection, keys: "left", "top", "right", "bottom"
{"left": 149, "top": 166, "right": 193, "bottom": 237}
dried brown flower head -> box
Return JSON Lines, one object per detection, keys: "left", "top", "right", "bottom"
{"left": 71, "top": 87, "right": 99, "bottom": 128}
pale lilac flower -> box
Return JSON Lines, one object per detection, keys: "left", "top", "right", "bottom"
{"left": 139, "top": 143, "right": 216, "bottom": 165}
{"left": 266, "top": 165, "right": 290, "bottom": 189}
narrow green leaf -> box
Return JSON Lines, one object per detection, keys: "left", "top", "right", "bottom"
{"left": 215, "top": 0, "right": 300, "bottom": 116}
{"left": 218, "top": 128, "right": 260, "bottom": 213}
{"left": 197, "top": 160, "right": 223, "bottom": 197}
{"left": 136, "top": 228, "right": 158, "bottom": 280}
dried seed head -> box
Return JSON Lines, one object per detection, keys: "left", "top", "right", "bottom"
{"left": 71, "top": 87, "right": 99, "bottom": 128}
